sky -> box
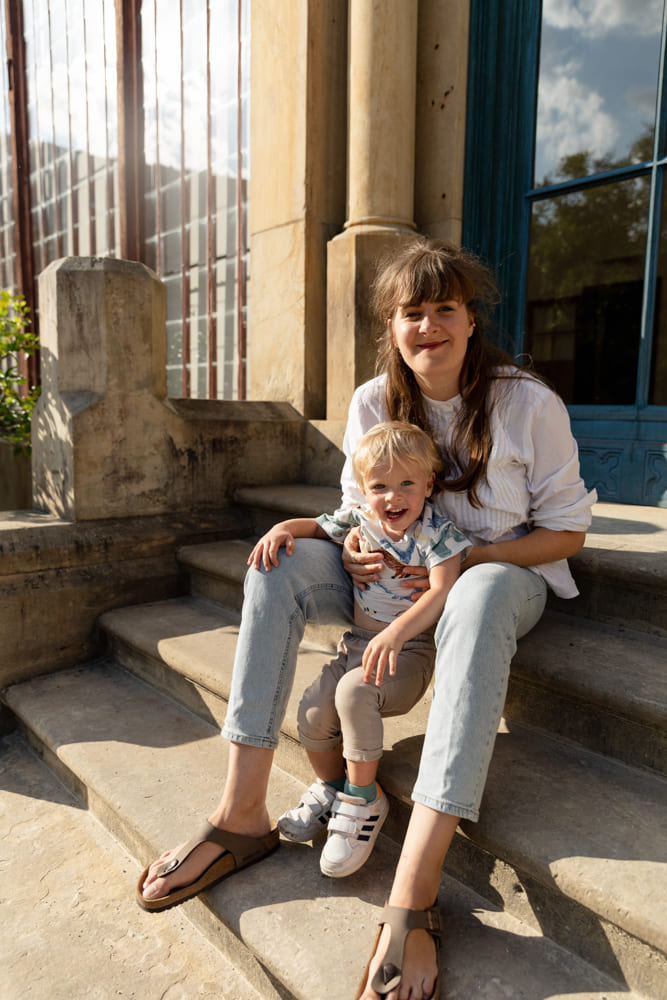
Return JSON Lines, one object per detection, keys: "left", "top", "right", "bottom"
{"left": 535, "top": 0, "right": 663, "bottom": 183}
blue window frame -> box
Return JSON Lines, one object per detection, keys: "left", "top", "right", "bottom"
{"left": 464, "top": 0, "right": 667, "bottom": 507}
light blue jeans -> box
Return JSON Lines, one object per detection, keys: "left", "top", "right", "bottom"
{"left": 222, "top": 539, "right": 547, "bottom": 822}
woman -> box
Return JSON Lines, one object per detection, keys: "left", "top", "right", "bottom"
{"left": 139, "top": 240, "right": 595, "bottom": 1000}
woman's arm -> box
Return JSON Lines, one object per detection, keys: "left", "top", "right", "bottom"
{"left": 461, "top": 526, "right": 585, "bottom": 572}
{"left": 248, "top": 518, "right": 329, "bottom": 572}
{"left": 361, "top": 556, "right": 460, "bottom": 685}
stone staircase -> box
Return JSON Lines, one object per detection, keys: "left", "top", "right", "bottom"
{"left": 2, "top": 489, "right": 666, "bottom": 999}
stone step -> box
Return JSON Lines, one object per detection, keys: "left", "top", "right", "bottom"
{"left": 91, "top": 596, "right": 667, "bottom": 997}
{"left": 232, "top": 488, "right": 667, "bottom": 637}
{"left": 0, "top": 728, "right": 263, "bottom": 1000}
{"left": 176, "top": 538, "right": 667, "bottom": 777}
{"left": 1, "top": 663, "right": 650, "bottom": 1000}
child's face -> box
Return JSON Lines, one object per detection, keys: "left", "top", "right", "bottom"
{"left": 361, "top": 457, "right": 435, "bottom": 540}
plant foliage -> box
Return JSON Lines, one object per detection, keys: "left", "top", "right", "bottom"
{"left": 0, "top": 291, "right": 40, "bottom": 454}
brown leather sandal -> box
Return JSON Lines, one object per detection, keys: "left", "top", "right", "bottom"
{"left": 136, "top": 820, "right": 279, "bottom": 912}
{"left": 356, "top": 903, "right": 441, "bottom": 999}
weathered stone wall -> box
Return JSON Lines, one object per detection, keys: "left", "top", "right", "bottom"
{"left": 31, "top": 257, "right": 307, "bottom": 521}
{"left": 0, "top": 509, "right": 250, "bottom": 686}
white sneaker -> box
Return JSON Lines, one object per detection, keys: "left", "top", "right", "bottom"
{"left": 277, "top": 779, "right": 338, "bottom": 842}
{"left": 320, "top": 785, "right": 389, "bottom": 878}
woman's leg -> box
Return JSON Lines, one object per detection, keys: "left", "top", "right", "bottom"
{"left": 142, "top": 539, "right": 353, "bottom": 901}
{"left": 357, "top": 805, "right": 459, "bottom": 1000}
{"left": 357, "top": 563, "right": 547, "bottom": 998}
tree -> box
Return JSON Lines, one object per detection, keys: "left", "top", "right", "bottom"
{"left": 0, "top": 291, "right": 40, "bottom": 454}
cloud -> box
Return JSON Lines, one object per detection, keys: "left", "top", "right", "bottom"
{"left": 542, "top": 0, "right": 661, "bottom": 37}
{"left": 536, "top": 68, "right": 620, "bottom": 178}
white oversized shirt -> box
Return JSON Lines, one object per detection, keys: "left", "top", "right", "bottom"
{"left": 340, "top": 371, "right": 597, "bottom": 598}
{"left": 317, "top": 501, "right": 470, "bottom": 623}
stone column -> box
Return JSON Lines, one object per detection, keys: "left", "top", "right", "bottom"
{"left": 326, "top": 0, "right": 419, "bottom": 420}
{"left": 247, "top": 0, "right": 347, "bottom": 418}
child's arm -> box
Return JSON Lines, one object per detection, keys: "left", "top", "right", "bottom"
{"left": 248, "top": 518, "right": 329, "bottom": 572}
{"left": 362, "top": 553, "right": 460, "bottom": 686}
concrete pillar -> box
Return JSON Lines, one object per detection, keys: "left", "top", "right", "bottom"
{"left": 326, "top": 0, "right": 419, "bottom": 420}
{"left": 414, "top": 0, "right": 470, "bottom": 243}
{"left": 247, "top": 0, "right": 347, "bottom": 417}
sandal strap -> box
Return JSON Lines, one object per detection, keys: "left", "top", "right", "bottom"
{"left": 156, "top": 821, "right": 278, "bottom": 878}
{"left": 370, "top": 903, "right": 441, "bottom": 995}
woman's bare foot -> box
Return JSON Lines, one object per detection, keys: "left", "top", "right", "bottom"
{"left": 357, "top": 921, "right": 438, "bottom": 1000}
{"left": 141, "top": 801, "right": 274, "bottom": 902}
{"left": 141, "top": 838, "right": 226, "bottom": 901}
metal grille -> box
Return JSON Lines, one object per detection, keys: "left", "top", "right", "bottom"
{"left": 142, "top": 0, "right": 249, "bottom": 399}
{"left": 23, "top": 0, "right": 119, "bottom": 268}
{"left": 1, "top": 0, "right": 249, "bottom": 401}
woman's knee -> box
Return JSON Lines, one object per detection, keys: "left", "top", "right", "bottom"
{"left": 434, "top": 563, "right": 545, "bottom": 647}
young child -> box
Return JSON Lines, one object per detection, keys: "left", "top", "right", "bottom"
{"left": 246, "top": 421, "right": 469, "bottom": 877}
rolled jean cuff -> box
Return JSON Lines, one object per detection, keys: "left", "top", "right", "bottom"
{"left": 411, "top": 789, "right": 479, "bottom": 823}
{"left": 220, "top": 726, "right": 278, "bottom": 751}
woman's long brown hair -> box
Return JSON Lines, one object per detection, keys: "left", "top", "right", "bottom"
{"left": 372, "top": 239, "right": 532, "bottom": 507}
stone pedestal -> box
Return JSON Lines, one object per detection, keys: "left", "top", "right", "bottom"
{"left": 326, "top": 227, "right": 416, "bottom": 420}
{"left": 31, "top": 257, "right": 305, "bottom": 520}
{"left": 32, "top": 257, "right": 167, "bottom": 520}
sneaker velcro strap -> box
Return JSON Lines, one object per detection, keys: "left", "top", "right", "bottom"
{"left": 332, "top": 800, "right": 368, "bottom": 819}
{"left": 328, "top": 815, "right": 358, "bottom": 836}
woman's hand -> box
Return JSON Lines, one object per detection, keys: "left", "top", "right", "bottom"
{"left": 342, "top": 527, "right": 385, "bottom": 590}
{"left": 248, "top": 526, "right": 295, "bottom": 572}
{"left": 398, "top": 564, "right": 430, "bottom": 602}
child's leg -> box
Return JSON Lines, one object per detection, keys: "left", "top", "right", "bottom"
{"left": 345, "top": 758, "right": 379, "bottom": 794}
{"left": 306, "top": 746, "right": 345, "bottom": 788}
{"left": 276, "top": 637, "right": 351, "bottom": 841}
{"left": 335, "top": 631, "right": 434, "bottom": 779}
{"left": 320, "top": 631, "right": 434, "bottom": 877}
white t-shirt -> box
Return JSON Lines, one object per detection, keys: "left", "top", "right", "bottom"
{"left": 317, "top": 500, "right": 470, "bottom": 623}
{"left": 340, "top": 370, "right": 597, "bottom": 598}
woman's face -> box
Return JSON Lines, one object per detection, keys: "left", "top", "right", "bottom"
{"left": 390, "top": 298, "right": 474, "bottom": 400}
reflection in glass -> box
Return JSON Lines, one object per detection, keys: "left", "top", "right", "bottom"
{"left": 22, "top": 0, "right": 118, "bottom": 272}
{"left": 142, "top": 0, "right": 249, "bottom": 400}
{"left": 534, "top": 0, "right": 662, "bottom": 185}
{"left": 524, "top": 176, "right": 650, "bottom": 405}
{"left": 651, "top": 194, "right": 667, "bottom": 404}
{"left": 0, "top": 9, "right": 16, "bottom": 289}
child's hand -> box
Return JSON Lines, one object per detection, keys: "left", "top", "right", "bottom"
{"left": 361, "top": 627, "right": 403, "bottom": 686}
{"left": 248, "top": 527, "right": 296, "bottom": 572}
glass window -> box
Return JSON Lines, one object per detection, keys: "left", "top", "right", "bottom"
{"left": 525, "top": 176, "right": 650, "bottom": 404}
{"left": 535, "top": 0, "right": 662, "bottom": 186}
{"left": 525, "top": 0, "right": 665, "bottom": 413}
{"left": 0, "top": 9, "right": 17, "bottom": 290}
{"left": 142, "top": 0, "right": 249, "bottom": 400}
{"left": 23, "top": 0, "right": 118, "bottom": 274}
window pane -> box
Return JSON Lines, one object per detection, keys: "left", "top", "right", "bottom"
{"left": 0, "top": 10, "right": 17, "bottom": 289}
{"left": 525, "top": 176, "right": 650, "bottom": 404}
{"left": 534, "top": 0, "right": 662, "bottom": 186}
{"left": 23, "top": 0, "right": 118, "bottom": 272}
{"left": 142, "top": 0, "right": 249, "bottom": 401}
{"left": 651, "top": 188, "right": 667, "bottom": 404}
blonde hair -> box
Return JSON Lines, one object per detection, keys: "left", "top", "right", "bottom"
{"left": 371, "top": 238, "right": 539, "bottom": 507}
{"left": 352, "top": 421, "right": 442, "bottom": 489}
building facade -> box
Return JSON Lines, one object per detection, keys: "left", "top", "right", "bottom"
{"left": 2, "top": 0, "right": 666, "bottom": 506}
